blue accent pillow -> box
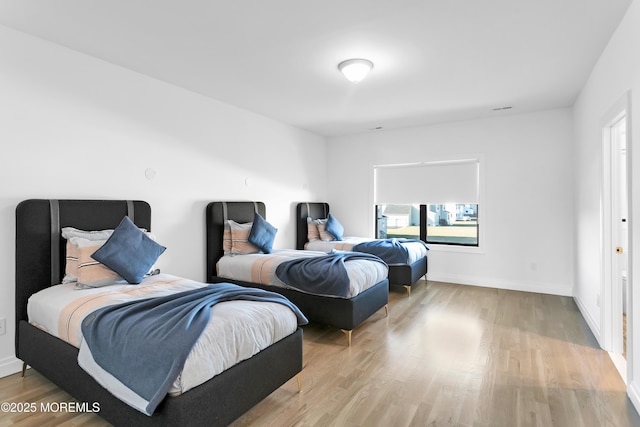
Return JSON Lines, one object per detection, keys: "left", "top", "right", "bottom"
{"left": 248, "top": 212, "right": 277, "bottom": 254}
{"left": 325, "top": 213, "right": 344, "bottom": 241}
{"left": 92, "top": 216, "right": 166, "bottom": 284}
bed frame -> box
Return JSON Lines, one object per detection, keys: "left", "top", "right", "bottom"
{"left": 205, "top": 201, "right": 389, "bottom": 346}
{"left": 16, "top": 199, "right": 303, "bottom": 427}
{"left": 296, "top": 202, "right": 428, "bottom": 296}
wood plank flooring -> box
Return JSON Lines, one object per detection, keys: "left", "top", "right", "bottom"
{"left": 1, "top": 280, "right": 638, "bottom": 426}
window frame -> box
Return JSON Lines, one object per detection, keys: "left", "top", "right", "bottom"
{"left": 421, "top": 204, "right": 479, "bottom": 247}
{"left": 374, "top": 204, "right": 479, "bottom": 247}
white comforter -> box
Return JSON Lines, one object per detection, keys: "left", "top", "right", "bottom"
{"left": 27, "top": 273, "right": 298, "bottom": 397}
{"left": 216, "top": 249, "right": 388, "bottom": 298}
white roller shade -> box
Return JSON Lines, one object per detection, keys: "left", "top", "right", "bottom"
{"left": 374, "top": 159, "right": 479, "bottom": 204}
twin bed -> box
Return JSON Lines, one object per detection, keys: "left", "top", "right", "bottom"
{"left": 205, "top": 201, "right": 390, "bottom": 346}
{"left": 296, "top": 202, "right": 428, "bottom": 295}
{"left": 16, "top": 199, "right": 304, "bottom": 426}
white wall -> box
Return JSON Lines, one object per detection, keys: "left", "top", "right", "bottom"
{"left": 572, "top": 0, "right": 640, "bottom": 410}
{"left": 327, "top": 109, "right": 574, "bottom": 296}
{"left": 0, "top": 26, "right": 327, "bottom": 377}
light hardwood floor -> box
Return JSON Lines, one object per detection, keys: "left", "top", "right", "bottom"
{"left": 1, "top": 281, "right": 639, "bottom": 426}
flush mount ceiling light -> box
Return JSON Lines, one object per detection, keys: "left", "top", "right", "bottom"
{"left": 338, "top": 58, "right": 374, "bottom": 83}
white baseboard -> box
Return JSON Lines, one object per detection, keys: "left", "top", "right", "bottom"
{"left": 608, "top": 351, "right": 627, "bottom": 384}
{"left": 573, "top": 294, "right": 603, "bottom": 347}
{"left": 425, "top": 272, "right": 573, "bottom": 297}
{"left": 628, "top": 381, "right": 640, "bottom": 416}
{"left": 0, "top": 355, "right": 23, "bottom": 379}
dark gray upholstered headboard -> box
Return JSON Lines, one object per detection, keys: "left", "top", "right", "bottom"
{"left": 15, "top": 199, "right": 151, "bottom": 350}
{"left": 205, "top": 201, "right": 266, "bottom": 283}
{"left": 295, "top": 202, "right": 330, "bottom": 250}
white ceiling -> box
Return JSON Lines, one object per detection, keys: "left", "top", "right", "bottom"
{"left": 0, "top": 0, "right": 632, "bottom": 136}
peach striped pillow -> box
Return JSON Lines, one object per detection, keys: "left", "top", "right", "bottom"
{"left": 225, "top": 220, "right": 259, "bottom": 255}
{"left": 67, "top": 237, "right": 126, "bottom": 289}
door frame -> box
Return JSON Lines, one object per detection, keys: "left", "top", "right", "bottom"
{"left": 600, "top": 91, "right": 632, "bottom": 380}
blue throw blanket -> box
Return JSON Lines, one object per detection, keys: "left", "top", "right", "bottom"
{"left": 353, "top": 238, "right": 429, "bottom": 264}
{"left": 275, "top": 252, "right": 386, "bottom": 298}
{"left": 81, "top": 283, "right": 307, "bottom": 415}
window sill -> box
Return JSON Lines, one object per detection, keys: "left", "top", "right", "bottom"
{"left": 426, "top": 244, "right": 484, "bottom": 254}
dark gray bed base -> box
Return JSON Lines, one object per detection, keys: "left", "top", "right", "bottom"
{"left": 16, "top": 199, "right": 303, "bottom": 427}
{"left": 205, "top": 201, "right": 389, "bottom": 344}
{"left": 296, "top": 202, "right": 428, "bottom": 295}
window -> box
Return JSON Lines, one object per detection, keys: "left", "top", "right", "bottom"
{"left": 374, "top": 159, "right": 480, "bottom": 247}
{"left": 376, "top": 204, "right": 421, "bottom": 239}
{"left": 424, "top": 204, "right": 478, "bottom": 245}
{"left": 375, "top": 204, "right": 479, "bottom": 246}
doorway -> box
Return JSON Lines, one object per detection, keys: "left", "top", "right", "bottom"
{"left": 601, "top": 93, "right": 631, "bottom": 382}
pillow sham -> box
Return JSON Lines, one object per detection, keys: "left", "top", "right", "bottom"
{"left": 325, "top": 213, "right": 344, "bottom": 241}
{"left": 307, "top": 217, "right": 336, "bottom": 242}
{"left": 248, "top": 212, "right": 277, "bottom": 254}
{"left": 92, "top": 216, "right": 166, "bottom": 284}
{"left": 67, "top": 237, "right": 127, "bottom": 289}
{"left": 62, "top": 227, "right": 114, "bottom": 283}
{"left": 317, "top": 223, "right": 334, "bottom": 242}
{"left": 307, "top": 217, "right": 321, "bottom": 242}
{"left": 313, "top": 218, "right": 336, "bottom": 242}
{"left": 225, "top": 220, "right": 260, "bottom": 255}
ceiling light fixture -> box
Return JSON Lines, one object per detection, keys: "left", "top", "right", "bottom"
{"left": 338, "top": 58, "right": 374, "bottom": 83}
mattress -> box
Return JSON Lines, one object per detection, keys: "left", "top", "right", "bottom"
{"left": 27, "top": 273, "right": 298, "bottom": 396}
{"left": 305, "top": 237, "right": 428, "bottom": 264}
{"left": 216, "top": 249, "right": 388, "bottom": 298}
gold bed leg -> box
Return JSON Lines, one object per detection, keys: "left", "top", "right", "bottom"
{"left": 404, "top": 285, "right": 412, "bottom": 296}
{"left": 384, "top": 304, "right": 389, "bottom": 317}
{"left": 21, "top": 362, "right": 27, "bottom": 378}
{"left": 296, "top": 373, "right": 302, "bottom": 392}
{"left": 341, "top": 329, "right": 352, "bottom": 346}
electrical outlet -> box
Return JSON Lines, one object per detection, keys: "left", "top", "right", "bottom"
{"left": 0, "top": 318, "right": 5, "bottom": 335}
